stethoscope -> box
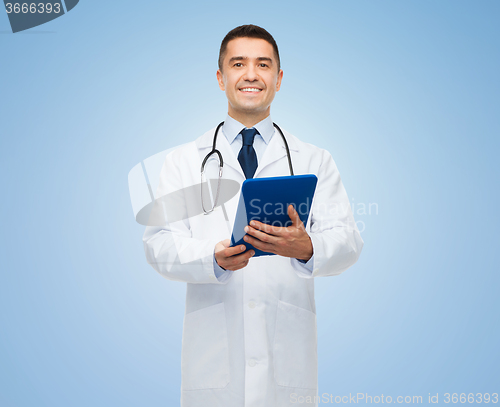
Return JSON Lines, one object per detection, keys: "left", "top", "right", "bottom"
{"left": 200, "top": 121, "right": 294, "bottom": 218}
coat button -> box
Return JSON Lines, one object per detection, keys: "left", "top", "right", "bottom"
{"left": 248, "top": 301, "right": 256, "bottom": 309}
{"left": 248, "top": 359, "right": 256, "bottom": 367}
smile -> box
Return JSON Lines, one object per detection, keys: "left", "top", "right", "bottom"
{"left": 239, "top": 88, "right": 262, "bottom": 92}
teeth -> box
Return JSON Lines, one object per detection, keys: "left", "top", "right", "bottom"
{"left": 241, "top": 88, "right": 261, "bottom": 92}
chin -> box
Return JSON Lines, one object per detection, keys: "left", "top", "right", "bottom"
{"left": 238, "top": 100, "right": 265, "bottom": 109}
{"left": 239, "top": 105, "right": 266, "bottom": 114}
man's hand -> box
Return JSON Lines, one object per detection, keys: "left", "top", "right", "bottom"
{"left": 243, "top": 205, "right": 313, "bottom": 261}
{"left": 215, "top": 239, "right": 255, "bottom": 271}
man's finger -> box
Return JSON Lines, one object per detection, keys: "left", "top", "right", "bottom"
{"left": 245, "top": 225, "right": 279, "bottom": 244}
{"left": 244, "top": 234, "right": 273, "bottom": 253}
{"left": 288, "top": 204, "right": 303, "bottom": 228}
{"left": 233, "top": 249, "right": 255, "bottom": 261}
{"left": 224, "top": 249, "right": 255, "bottom": 269}
{"left": 215, "top": 239, "right": 233, "bottom": 255}
{"left": 220, "top": 244, "right": 247, "bottom": 258}
{"left": 248, "top": 220, "right": 284, "bottom": 236}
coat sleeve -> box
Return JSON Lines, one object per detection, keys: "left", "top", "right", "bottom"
{"left": 142, "top": 148, "right": 234, "bottom": 284}
{"left": 292, "top": 149, "right": 364, "bottom": 278}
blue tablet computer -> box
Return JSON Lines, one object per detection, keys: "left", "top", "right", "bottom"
{"left": 230, "top": 174, "right": 318, "bottom": 257}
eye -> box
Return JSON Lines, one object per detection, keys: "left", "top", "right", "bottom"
{"left": 259, "top": 63, "right": 269, "bottom": 68}
{"left": 234, "top": 63, "right": 243, "bottom": 67}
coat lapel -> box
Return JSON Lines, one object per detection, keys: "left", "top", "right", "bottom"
{"left": 254, "top": 128, "right": 299, "bottom": 178}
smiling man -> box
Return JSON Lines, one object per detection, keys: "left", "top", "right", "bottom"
{"left": 143, "top": 25, "right": 364, "bottom": 407}
{"left": 216, "top": 35, "right": 283, "bottom": 126}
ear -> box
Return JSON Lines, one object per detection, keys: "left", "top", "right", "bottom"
{"left": 216, "top": 69, "right": 225, "bottom": 91}
{"left": 276, "top": 69, "right": 283, "bottom": 92}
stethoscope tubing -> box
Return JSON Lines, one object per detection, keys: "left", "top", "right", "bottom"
{"left": 201, "top": 121, "right": 294, "bottom": 215}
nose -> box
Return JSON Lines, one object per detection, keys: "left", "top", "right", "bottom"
{"left": 242, "top": 64, "right": 260, "bottom": 82}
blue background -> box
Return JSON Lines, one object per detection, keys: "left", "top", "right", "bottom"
{"left": 1, "top": 1, "right": 499, "bottom": 405}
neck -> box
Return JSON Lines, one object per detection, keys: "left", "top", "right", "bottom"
{"left": 228, "top": 107, "right": 270, "bottom": 128}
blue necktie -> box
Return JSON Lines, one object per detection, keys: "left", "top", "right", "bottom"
{"left": 238, "top": 128, "right": 259, "bottom": 179}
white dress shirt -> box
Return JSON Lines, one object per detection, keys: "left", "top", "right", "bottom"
{"left": 213, "top": 114, "right": 314, "bottom": 279}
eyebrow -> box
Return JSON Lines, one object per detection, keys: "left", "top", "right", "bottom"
{"left": 228, "top": 56, "right": 273, "bottom": 65}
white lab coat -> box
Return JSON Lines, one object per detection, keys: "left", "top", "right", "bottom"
{"left": 143, "top": 125, "right": 364, "bottom": 407}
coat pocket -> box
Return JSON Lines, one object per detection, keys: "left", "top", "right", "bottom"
{"left": 181, "top": 302, "right": 230, "bottom": 390}
{"left": 273, "top": 300, "right": 318, "bottom": 389}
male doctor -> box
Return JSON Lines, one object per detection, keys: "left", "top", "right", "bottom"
{"left": 143, "top": 25, "right": 364, "bottom": 407}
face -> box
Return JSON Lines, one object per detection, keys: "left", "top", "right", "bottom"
{"left": 217, "top": 37, "right": 283, "bottom": 119}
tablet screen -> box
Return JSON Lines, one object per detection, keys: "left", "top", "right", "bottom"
{"left": 230, "top": 174, "right": 318, "bottom": 257}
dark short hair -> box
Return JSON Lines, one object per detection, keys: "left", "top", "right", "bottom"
{"left": 218, "top": 24, "right": 281, "bottom": 72}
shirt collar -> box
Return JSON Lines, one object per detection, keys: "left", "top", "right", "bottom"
{"left": 222, "top": 114, "right": 275, "bottom": 145}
